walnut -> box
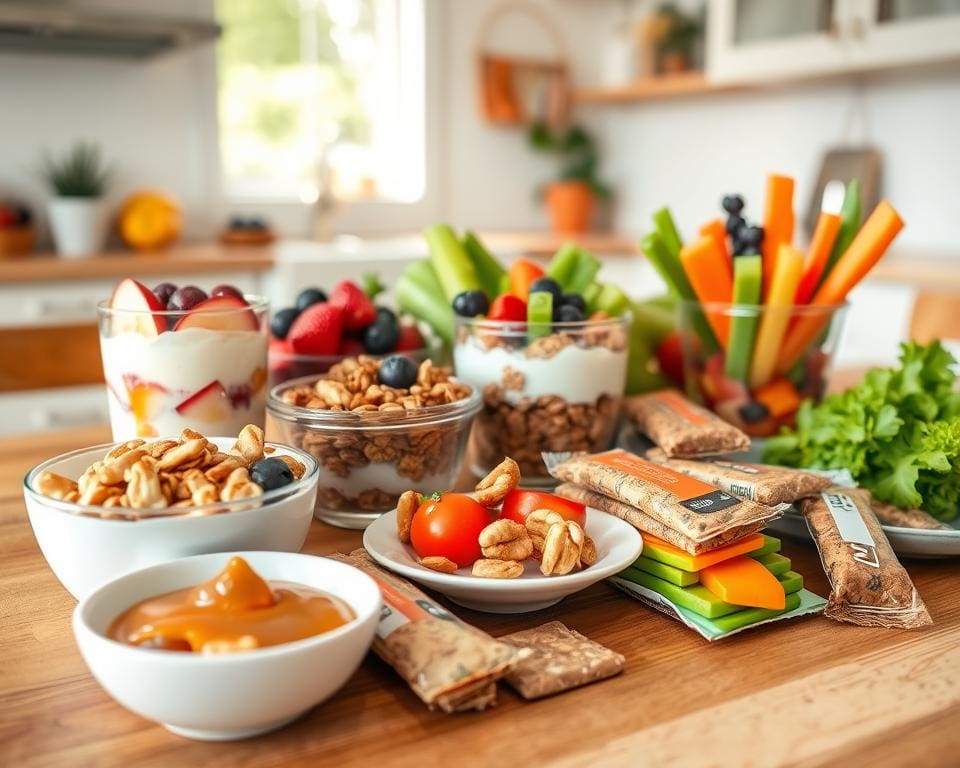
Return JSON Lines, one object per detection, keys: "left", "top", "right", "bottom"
{"left": 396, "top": 490, "right": 420, "bottom": 544}
{"left": 420, "top": 556, "right": 458, "bottom": 574}
{"left": 479, "top": 519, "right": 533, "bottom": 561}
{"left": 221, "top": 467, "right": 263, "bottom": 502}
{"left": 125, "top": 458, "right": 166, "bottom": 509}
{"left": 97, "top": 447, "right": 148, "bottom": 485}
{"left": 473, "top": 457, "right": 520, "bottom": 508}
{"left": 540, "top": 520, "right": 584, "bottom": 576}
{"left": 234, "top": 424, "right": 265, "bottom": 465}
{"left": 580, "top": 535, "right": 598, "bottom": 567}
{"left": 472, "top": 558, "right": 524, "bottom": 579}
{"left": 158, "top": 439, "right": 207, "bottom": 472}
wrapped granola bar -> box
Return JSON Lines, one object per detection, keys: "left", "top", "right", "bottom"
{"left": 624, "top": 390, "right": 750, "bottom": 458}
{"left": 646, "top": 449, "right": 832, "bottom": 505}
{"left": 499, "top": 621, "right": 625, "bottom": 699}
{"left": 800, "top": 489, "right": 933, "bottom": 629}
{"left": 545, "top": 449, "right": 780, "bottom": 542}
{"left": 556, "top": 483, "right": 765, "bottom": 555}
{"left": 868, "top": 494, "right": 950, "bottom": 531}
{"left": 328, "top": 550, "right": 522, "bottom": 712}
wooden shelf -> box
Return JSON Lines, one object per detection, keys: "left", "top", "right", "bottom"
{"left": 573, "top": 71, "right": 745, "bottom": 105}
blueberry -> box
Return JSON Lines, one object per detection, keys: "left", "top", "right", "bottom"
{"left": 738, "top": 401, "right": 770, "bottom": 424}
{"left": 555, "top": 304, "right": 584, "bottom": 323}
{"left": 152, "top": 282, "right": 177, "bottom": 307}
{"left": 452, "top": 290, "right": 490, "bottom": 317}
{"left": 296, "top": 288, "right": 327, "bottom": 312}
{"left": 378, "top": 355, "right": 418, "bottom": 389}
{"left": 229, "top": 215, "right": 246, "bottom": 230}
{"left": 725, "top": 214, "right": 745, "bottom": 236}
{"left": 250, "top": 457, "right": 295, "bottom": 491}
{"left": 363, "top": 307, "right": 400, "bottom": 354}
{"left": 167, "top": 285, "right": 207, "bottom": 311}
{"left": 722, "top": 195, "right": 745, "bottom": 215}
{"left": 559, "top": 293, "right": 586, "bottom": 313}
{"left": 741, "top": 225, "right": 764, "bottom": 250}
{"left": 530, "top": 277, "right": 562, "bottom": 303}
{"left": 211, "top": 284, "right": 244, "bottom": 300}
{"left": 271, "top": 307, "right": 300, "bottom": 340}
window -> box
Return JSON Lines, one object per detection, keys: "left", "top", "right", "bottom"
{"left": 215, "top": 0, "right": 425, "bottom": 204}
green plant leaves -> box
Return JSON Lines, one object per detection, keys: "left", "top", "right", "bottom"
{"left": 41, "top": 142, "right": 110, "bottom": 197}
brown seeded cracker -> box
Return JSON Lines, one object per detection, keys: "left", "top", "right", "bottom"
{"left": 624, "top": 389, "right": 750, "bottom": 457}
{"left": 546, "top": 449, "right": 778, "bottom": 542}
{"left": 646, "top": 449, "right": 832, "bottom": 505}
{"left": 800, "top": 488, "right": 933, "bottom": 629}
{"left": 499, "top": 621, "right": 624, "bottom": 700}
{"left": 555, "top": 483, "right": 764, "bottom": 555}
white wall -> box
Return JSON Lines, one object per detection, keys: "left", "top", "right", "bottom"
{"left": 597, "top": 69, "right": 960, "bottom": 253}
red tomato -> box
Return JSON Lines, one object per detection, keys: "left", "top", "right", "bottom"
{"left": 488, "top": 294, "right": 526, "bottom": 322}
{"left": 655, "top": 330, "right": 686, "bottom": 387}
{"left": 410, "top": 493, "right": 493, "bottom": 567}
{"left": 499, "top": 489, "right": 586, "bottom": 528}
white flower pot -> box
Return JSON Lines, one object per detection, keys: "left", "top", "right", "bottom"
{"left": 48, "top": 197, "right": 109, "bottom": 258}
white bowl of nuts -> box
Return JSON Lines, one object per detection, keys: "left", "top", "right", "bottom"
{"left": 268, "top": 355, "right": 481, "bottom": 530}
{"left": 24, "top": 426, "right": 319, "bottom": 600}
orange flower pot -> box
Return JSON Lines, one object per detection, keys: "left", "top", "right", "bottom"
{"left": 545, "top": 181, "right": 595, "bottom": 234}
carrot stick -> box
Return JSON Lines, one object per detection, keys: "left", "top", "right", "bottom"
{"left": 794, "top": 212, "right": 840, "bottom": 305}
{"left": 761, "top": 174, "right": 795, "bottom": 298}
{"left": 699, "top": 219, "right": 732, "bottom": 281}
{"left": 680, "top": 235, "right": 734, "bottom": 347}
{"left": 749, "top": 244, "right": 803, "bottom": 389}
{"left": 776, "top": 200, "right": 904, "bottom": 374}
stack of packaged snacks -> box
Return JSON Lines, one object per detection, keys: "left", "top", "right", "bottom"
{"left": 610, "top": 533, "right": 825, "bottom": 640}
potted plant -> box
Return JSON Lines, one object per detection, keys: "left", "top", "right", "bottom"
{"left": 654, "top": 4, "right": 702, "bottom": 74}
{"left": 41, "top": 142, "right": 111, "bottom": 258}
{"left": 528, "top": 122, "right": 610, "bottom": 234}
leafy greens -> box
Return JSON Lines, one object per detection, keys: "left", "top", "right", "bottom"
{"left": 764, "top": 341, "right": 960, "bottom": 520}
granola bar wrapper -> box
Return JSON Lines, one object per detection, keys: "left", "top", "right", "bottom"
{"left": 868, "top": 494, "right": 950, "bottom": 531}
{"left": 555, "top": 483, "right": 765, "bottom": 555}
{"left": 646, "top": 449, "right": 832, "bottom": 506}
{"left": 328, "top": 550, "right": 522, "bottom": 712}
{"left": 800, "top": 489, "right": 933, "bottom": 629}
{"left": 544, "top": 449, "right": 781, "bottom": 542}
{"left": 624, "top": 389, "right": 751, "bottom": 458}
{"left": 499, "top": 621, "right": 625, "bottom": 700}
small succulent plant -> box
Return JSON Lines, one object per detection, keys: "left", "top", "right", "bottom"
{"left": 41, "top": 142, "right": 111, "bottom": 197}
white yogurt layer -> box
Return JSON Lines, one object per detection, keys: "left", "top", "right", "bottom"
{"left": 454, "top": 339, "right": 627, "bottom": 404}
{"left": 101, "top": 328, "right": 268, "bottom": 440}
{"left": 317, "top": 462, "right": 456, "bottom": 498}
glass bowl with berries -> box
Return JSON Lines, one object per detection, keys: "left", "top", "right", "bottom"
{"left": 267, "top": 278, "right": 441, "bottom": 388}
{"left": 97, "top": 279, "right": 269, "bottom": 441}
{"left": 267, "top": 354, "right": 480, "bottom": 529}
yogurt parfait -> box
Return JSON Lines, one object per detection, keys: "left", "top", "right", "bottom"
{"left": 98, "top": 278, "right": 269, "bottom": 441}
{"left": 455, "top": 313, "right": 629, "bottom": 483}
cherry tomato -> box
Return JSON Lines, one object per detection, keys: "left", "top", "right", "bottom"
{"left": 410, "top": 493, "right": 493, "bottom": 567}
{"left": 655, "top": 330, "right": 686, "bottom": 387}
{"left": 499, "top": 489, "right": 586, "bottom": 528}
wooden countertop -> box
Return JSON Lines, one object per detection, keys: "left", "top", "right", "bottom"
{"left": 2, "top": 425, "right": 959, "bottom": 767}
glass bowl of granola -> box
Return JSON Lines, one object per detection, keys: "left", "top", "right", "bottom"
{"left": 268, "top": 356, "right": 481, "bottom": 529}
{"left": 23, "top": 426, "right": 319, "bottom": 600}
{"left": 453, "top": 315, "right": 629, "bottom": 485}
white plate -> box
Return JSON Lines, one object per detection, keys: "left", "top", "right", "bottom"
{"left": 362, "top": 507, "right": 643, "bottom": 613}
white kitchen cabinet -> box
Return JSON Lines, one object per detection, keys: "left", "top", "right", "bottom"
{"left": 707, "top": 0, "right": 960, "bottom": 83}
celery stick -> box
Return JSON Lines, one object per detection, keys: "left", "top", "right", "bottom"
{"left": 462, "top": 231, "right": 506, "bottom": 300}
{"left": 527, "top": 291, "right": 553, "bottom": 339}
{"left": 583, "top": 282, "right": 602, "bottom": 313}
{"left": 546, "top": 244, "right": 581, "bottom": 288}
{"left": 709, "top": 592, "right": 801, "bottom": 633}
{"left": 593, "top": 283, "right": 631, "bottom": 317}
{"left": 725, "top": 255, "right": 762, "bottom": 381}
{"left": 396, "top": 267, "right": 454, "bottom": 345}
{"left": 653, "top": 207, "right": 683, "bottom": 258}
{"left": 752, "top": 552, "right": 791, "bottom": 577}
{"left": 567, "top": 249, "right": 602, "bottom": 294}
{"left": 632, "top": 298, "right": 675, "bottom": 342}
{"left": 745, "top": 534, "right": 781, "bottom": 558}
{"left": 626, "top": 320, "right": 671, "bottom": 394}
{"left": 818, "top": 178, "right": 860, "bottom": 291}
{"left": 424, "top": 224, "right": 480, "bottom": 301}
{"left": 633, "top": 555, "right": 699, "bottom": 587}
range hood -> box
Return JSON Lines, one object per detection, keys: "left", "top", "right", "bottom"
{"left": 0, "top": 2, "right": 220, "bottom": 59}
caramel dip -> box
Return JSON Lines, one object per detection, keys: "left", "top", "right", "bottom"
{"left": 109, "top": 557, "right": 355, "bottom": 653}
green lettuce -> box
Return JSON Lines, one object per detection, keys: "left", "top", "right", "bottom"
{"left": 764, "top": 341, "right": 960, "bottom": 520}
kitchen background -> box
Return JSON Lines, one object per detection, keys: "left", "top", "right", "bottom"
{"left": 0, "top": 0, "right": 958, "bottom": 434}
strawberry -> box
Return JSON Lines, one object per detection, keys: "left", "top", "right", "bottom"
{"left": 338, "top": 336, "right": 366, "bottom": 356}
{"left": 488, "top": 294, "right": 526, "bottom": 322}
{"left": 329, "top": 280, "right": 377, "bottom": 331}
{"left": 288, "top": 302, "right": 342, "bottom": 356}
{"left": 396, "top": 324, "right": 425, "bottom": 352}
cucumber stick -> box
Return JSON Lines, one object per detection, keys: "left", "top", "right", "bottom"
{"left": 725, "top": 255, "right": 763, "bottom": 382}
{"left": 395, "top": 260, "right": 454, "bottom": 344}
{"left": 462, "top": 231, "right": 506, "bottom": 300}
{"left": 527, "top": 291, "right": 553, "bottom": 339}
{"left": 423, "top": 224, "right": 480, "bottom": 300}
{"left": 819, "top": 178, "right": 860, "bottom": 291}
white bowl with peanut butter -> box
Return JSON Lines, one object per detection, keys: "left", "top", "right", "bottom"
{"left": 24, "top": 429, "right": 319, "bottom": 599}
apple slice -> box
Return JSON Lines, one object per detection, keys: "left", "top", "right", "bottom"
{"left": 176, "top": 381, "right": 230, "bottom": 421}
{"left": 109, "top": 278, "right": 166, "bottom": 337}
{"left": 173, "top": 295, "right": 258, "bottom": 332}
{"left": 129, "top": 381, "right": 167, "bottom": 424}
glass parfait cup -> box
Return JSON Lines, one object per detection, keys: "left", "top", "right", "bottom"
{"left": 453, "top": 314, "right": 630, "bottom": 485}
{"left": 676, "top": 300, "right": 847, "bottom": 437}
{"left": 97, "top": 297, "right": 270, "bottom": 440}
